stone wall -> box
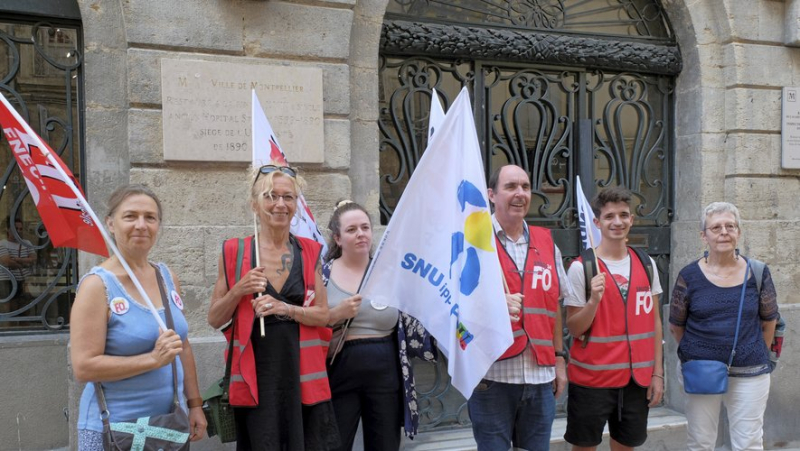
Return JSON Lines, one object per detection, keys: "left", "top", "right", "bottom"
{"left": 78, "top": 0, "right": 362, "bottom": 340}
{"left": 663, "top": 0, "right": 800, "bottom": 447}
{"left": 665, "top": 0, "right": 800, "bottom": 298}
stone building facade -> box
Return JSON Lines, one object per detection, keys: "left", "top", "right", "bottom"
{"left": 1, "top": 0, "right": 799, "bottom": 449}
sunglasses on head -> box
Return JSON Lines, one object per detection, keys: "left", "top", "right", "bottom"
{"left": 253, "top": 165, "right": 298, "bottom": 186}
{"left": 258, "top": 165, "right": 297, "bottom": 177}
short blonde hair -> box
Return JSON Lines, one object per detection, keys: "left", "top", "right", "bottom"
{"left": 249, "top": 164, "right": 306, "bottom": 212}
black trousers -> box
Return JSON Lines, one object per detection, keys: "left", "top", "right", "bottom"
{"left": 328, "top": 336, "right": 401, "bottom": 451}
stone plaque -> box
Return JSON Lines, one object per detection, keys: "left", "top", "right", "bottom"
{"left": 161, "top": 59, "right": 323, "bottom": 163}
{"left": 782, "top": 87, "right": 800, "bottom": 169}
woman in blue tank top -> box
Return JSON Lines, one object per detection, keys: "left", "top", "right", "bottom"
{"left": 669, "top": 202, "right": 779, "bottom": 451}
{"left": 70, "top": 184, "right": 206, "bottom": 450}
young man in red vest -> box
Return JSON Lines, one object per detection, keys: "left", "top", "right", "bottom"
{"left": 564, "top": 186, "right": 664, "bottom": 451}
{"left": 467, "top": 164, "right": 570, "bottom": 451}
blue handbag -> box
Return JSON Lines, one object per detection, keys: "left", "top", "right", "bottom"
{"left": 681, "top": 261, "right": 750, "bottom": 395}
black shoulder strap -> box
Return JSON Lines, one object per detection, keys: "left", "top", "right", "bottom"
{"left": 630, "top": 246, "right": 654, "bottom": 288}
{"left": 580, "top": 248, "right": 598, "bottom": 300}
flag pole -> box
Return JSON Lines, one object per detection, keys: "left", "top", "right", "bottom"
{"left": 0, "top": 95, "right": 168, "bottom": 330}
{"left": 251, "top": 90, "right": 267, "bottom": 337}
{"left": 254, "top": 214, "right": 266, "bottom": 337}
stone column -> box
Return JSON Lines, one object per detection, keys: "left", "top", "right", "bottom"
{"left": 786, "top": 0, "right": 800, "bottom": 46}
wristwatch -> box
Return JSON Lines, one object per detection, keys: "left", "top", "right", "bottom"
{"left": 555, "top": 350, "right": 569, "bottom": 364}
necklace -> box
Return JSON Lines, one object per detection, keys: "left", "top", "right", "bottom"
{"left": 704, "top": 263, "right": 737, "bottom": 279}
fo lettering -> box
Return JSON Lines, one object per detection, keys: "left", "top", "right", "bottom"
{"left": 531, "top": 266, "right": 552, "bottom": 290}
{"left": 635, "top": 292, "right": 653, "bottom": 315}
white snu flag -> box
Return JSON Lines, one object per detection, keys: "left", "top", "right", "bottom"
{"left": 360, "top": 87, "right": 513, "bottom": 399}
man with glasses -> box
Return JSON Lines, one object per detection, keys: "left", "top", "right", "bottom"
{"left": 0, "top": 217, "right": 36, "bottom": 313}
{"left": 563, "top": 187, "right": 664, "bottom": 451}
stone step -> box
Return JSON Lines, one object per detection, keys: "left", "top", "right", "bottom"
{"left": 403, "top": 407, "right": 688, "bottom": 451}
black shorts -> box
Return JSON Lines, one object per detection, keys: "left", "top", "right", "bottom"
{"left": 564, "top": 380, "right": 650, "bottom": 447}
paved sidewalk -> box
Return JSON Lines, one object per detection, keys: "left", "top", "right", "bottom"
{"left": 403, "top": 407, "right": 799, "bottom": 451}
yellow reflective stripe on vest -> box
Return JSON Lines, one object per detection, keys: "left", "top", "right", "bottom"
{"left": 583, "top": 332, "right": 654, "bottom": 343}
{"left": 523, "top": 307, "right": 557, "bottom": 318}
{"left": 299, "top": 371, "right": 328, "bottom": 383}
{"left": 300, "top": 339, "right": 329, "bottom": 348}
{"left": 571, "top": 359, "right": 655, "bottom": 371}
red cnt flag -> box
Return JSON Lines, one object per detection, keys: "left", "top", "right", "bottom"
{"left": 0, "top": 95, "right": 109, "bottom": 257}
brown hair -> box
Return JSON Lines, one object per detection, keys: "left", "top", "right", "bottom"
{"left": 325, "top": 200, "right": 371, "bottom": 261}
{"left": 106, "top": 184, "right": 163, "bottom": 221}
{"left": 488, "top": 165, "right": 512, "bottom": 191}
{"left": 590, "top": 186, "right": 632, "bottom": 216}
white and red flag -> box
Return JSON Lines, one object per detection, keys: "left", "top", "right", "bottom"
{"left": 0, "top": 92, "right": 171, "bottom": 329}
{"left": 0, "top": 94, "right": 108, "bottom": 257}
{"left": 251, "top": 90, "right": 327, "bottom": 256}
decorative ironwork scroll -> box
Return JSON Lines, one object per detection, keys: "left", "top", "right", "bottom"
{"left": 386, "top": 0, "right": 673, "bottom": 39}
{"left": 378, "top": 56, "right": 472, "bottom": 223}
{"left": 588, "top": 71, "right": 673, "bottom": 226}
{"left": 381, "top": 20, "right": 682, "bottom": 76}
{"left": 0, "top": 20, "right": 83, "bottom": 332}
{"left": 484, "top": 66, "right": 577, "bottom": 227}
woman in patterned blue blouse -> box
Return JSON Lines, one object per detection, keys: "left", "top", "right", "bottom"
{"left": 669, "top": 201, "right": 779, "bottom": 451}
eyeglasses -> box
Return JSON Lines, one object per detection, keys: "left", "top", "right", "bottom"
{"left": 705, "top": 224, "right": 738, "bottom": 234}
{"left": 263, "top": 193, "right": 297, "bottom": 204}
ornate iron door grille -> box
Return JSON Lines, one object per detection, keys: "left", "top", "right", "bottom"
{"left": 0, "top": 16, "right": 84, "bottom": 333}
{"left": 379, "top": 0, "right": 677, "bottom": 433}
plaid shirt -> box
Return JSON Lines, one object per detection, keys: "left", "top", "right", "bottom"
{"left": 483, "top": 215, "right": 571, "bottom": 385}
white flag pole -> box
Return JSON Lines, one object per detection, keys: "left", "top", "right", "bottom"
{"left": 253, "top": 214, "right": 266, "bottom": 337}
{"left": 0, "top": 94, "right": 168, "bottom": 331}
{"left": 252, "top": 90, "right": 267, "bottom": 337}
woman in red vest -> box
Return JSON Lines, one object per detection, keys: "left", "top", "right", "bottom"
{"left": 208, "top": 165, "right": 339, "bottom": 450}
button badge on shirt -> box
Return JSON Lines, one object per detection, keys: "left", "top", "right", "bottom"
{"left": 110, "top": 297, "right": 130, "bottom": 315}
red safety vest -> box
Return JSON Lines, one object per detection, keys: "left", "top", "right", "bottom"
{"left": 222, "top": 235, "right": 332, "bottom": 407}
{"left": 497, "top": 226, "right": 559, "bottom": 366}
{"left": 568, "top": 248, "right": 656, "bottom": 388}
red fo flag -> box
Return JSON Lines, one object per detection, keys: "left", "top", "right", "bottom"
{"left": 0, "top": 94, "right": 109, "bottom": 257}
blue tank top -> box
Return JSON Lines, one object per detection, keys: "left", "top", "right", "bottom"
{"left": 77, "top": 263, "right": 189, "bottom": 432}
